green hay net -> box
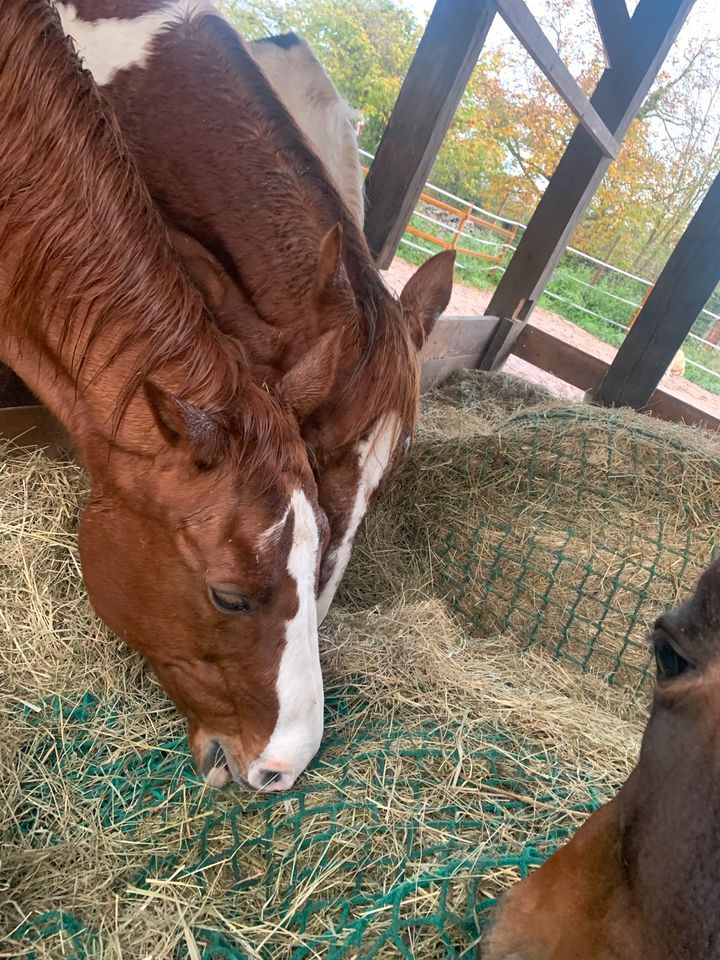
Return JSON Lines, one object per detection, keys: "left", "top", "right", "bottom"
{"left": 343, "top": 375, "right": 720, "bottom": 690}
{"left": 9, "top": 687, "right": 601, "bottom": 959}
{"left": 3, "top": 373, "right": 719, "bottom": 958}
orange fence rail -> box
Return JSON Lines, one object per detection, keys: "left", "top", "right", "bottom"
{"left": 628, "top": 285, "right": 652, "bottom": 329}
{"left": 361, "top": 165, "right": 518, "bottom": 263}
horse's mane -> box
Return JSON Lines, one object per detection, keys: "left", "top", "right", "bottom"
{"left": 0, "top": 0, "right": 296, "bottom": 479}
{"left": 195, "top": 13, "right": 422, "bottom": 445}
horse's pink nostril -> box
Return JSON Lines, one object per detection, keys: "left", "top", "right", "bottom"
{"left": 201, "top": 741, "right": 233, "bottom": 787}
{"left": 260, "top": 769, "right": 283, "bottom": 788}
{"left": 204, "top": 764, "right": 232, "bottom": 787}
{"left": 247, "top": 759, "right": 296, "bottom": 792}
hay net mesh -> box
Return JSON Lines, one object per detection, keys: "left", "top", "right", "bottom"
{"left": 2, "top": 371, "right": 719, "bottom": 959}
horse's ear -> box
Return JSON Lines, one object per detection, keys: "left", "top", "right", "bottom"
{"left": 275, "top": 328, "right": 343, "bottom": 421}
{"left": 400, "top": 250, "right": 455, "bottom": 348}
{"left": 168, "top": 229, "right": 228, "bottom": 313}
{"left": 315, "top": 223, "right": 353, "bottom": 304}
{"left": 144, "top": 381, "right": 228, "bottom": 467}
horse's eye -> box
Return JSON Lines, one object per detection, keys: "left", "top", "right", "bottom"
{"left": 653, "top": 631, "right": 690, "bottom": 681}
{"left": 208, "top": 585, "right": 254, "bottom": 615}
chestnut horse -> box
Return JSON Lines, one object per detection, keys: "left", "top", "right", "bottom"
{"left": 1, "top": 0, "right": 339, "bottom": 792}
{"left": 483, "top": 556, "right": 720, "bottom": 960}
{"left": 56, "top": 0, "right": 455, "bottom": 623}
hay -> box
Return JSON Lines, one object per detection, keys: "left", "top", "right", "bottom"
{"left": 342, "top": 375, "right": 720, "bottom": 689}
{"left": 2, "top": 371, "right": 716, "bottom": 957}
{"left": 1, "top": 410, "right": 642, "bottom": 959}
{"left": 418, "top": 370, "right": 553, "bottom": 442}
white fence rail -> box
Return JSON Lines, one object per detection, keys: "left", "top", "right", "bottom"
{"left": 359, "top": 148, "right": 720, "bottom": 388}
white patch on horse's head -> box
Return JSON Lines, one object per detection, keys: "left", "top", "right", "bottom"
{"left": 316, "top": 414, "right": 401, "bottom": 624}
{"left": 246, "top": 488, "right": 324, "bottom": 791}
{"left": 54, "top": 0, "right": 224, "bottom": 86}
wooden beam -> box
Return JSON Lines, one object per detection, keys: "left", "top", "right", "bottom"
{"left": 593, "top": 171, "right": 720, "bottom": 409}
{"left": 0, "top": 363, "right": 38, "bottom": 408}
{"left": 512, "top": 322, "right": 720, "bottom": 431}
{"left": 422, "top": 314, "right": 500, "bottom": 361}
{"left": 512, "top": 322, "right": 608, "bottom": 390}
{"left": 421, "top": 313, "right": 499, "bottom": 389}
{"left": 495, "top": 0, "right": 619, "bottom": 157}
{"left": 590, "top": 0, "right": 631, "bottom": 68}
{"left": 478, "top": 0, "right": 697, "bottom": 371}
{"left": 363, "top": 0, "right": 496, "bottom": 268}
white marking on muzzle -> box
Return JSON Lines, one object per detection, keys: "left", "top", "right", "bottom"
{"left": 247, "top": 489, "right": 324, "bottom": 791}
{"left": 316, "top": 414, "right": 401, "bottom": 624}
{"left": 55, "top": 0, "right": 223, "bottom": 86}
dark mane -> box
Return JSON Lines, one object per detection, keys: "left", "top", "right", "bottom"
{"left": 255, "top": 32, "right": 301, "bottom": 49}
{"left": 197, "top": 13, "right": 422, "bottom": 445}
{"left": 0, "top": 0, "right": 296, "bottom": 478}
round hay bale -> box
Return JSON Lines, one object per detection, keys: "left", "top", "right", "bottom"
{"left": 418, "top": 370, "right": 554, "bottom": 441}
{"left": 342, "top": 398, "right": 720, "bottom": 691}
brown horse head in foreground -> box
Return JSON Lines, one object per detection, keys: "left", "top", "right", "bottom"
{"left": 57, "top": 0, "right": 455, "bottom": 623}
{"left": 482, "top": 556, "right": 720, "bottom": 959}
{"left": 1, "top": 0, "right": 333, "bottom": 791}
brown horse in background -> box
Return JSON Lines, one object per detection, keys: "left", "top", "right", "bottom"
{"left": 56, "top": 0, "right": 455, "bottom": 623}
{"left": 1, "top": 0, "right": 338, "bottom": 792}
{"left": 482, "top": 556, "right": 720, "bottom": 960}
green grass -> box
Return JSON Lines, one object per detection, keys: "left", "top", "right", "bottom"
{"left": 398, "top": 219, "right": 720, "bottom": 397}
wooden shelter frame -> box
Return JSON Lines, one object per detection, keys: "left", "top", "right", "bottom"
{"left": 363, "top": 0, "right": 719, "bottom": 428}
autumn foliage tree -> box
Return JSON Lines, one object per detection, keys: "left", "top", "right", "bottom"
{"left": 219, "top": 0, "right": 420, "bottom": 151}
{"left": 221, "top": 0, "right": 720, "bottom": 280}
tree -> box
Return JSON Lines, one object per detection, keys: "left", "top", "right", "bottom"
{"left": 218, "top": 0, "right": 420, "bottom": 153}
{"left": 220, "top": 0, "right": 720, "bottom": 282}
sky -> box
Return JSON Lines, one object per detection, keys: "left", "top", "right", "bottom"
{"left": 399, "top": 0, "right": 720, "bottom": 66}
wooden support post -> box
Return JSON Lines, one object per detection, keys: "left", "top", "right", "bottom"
{"left": 590, "top": 0, "right": 631, "bottom": 68}
{"left": 495, "top": 0, "right": 619, "bottom": 157}
{"left": 593, "top": 171, "right": 720, "bottom": 410}
{"left": 363, "top": 0, "right": 496, "bottom": 268}
{"left": 478, "top": 0, "right": 696, "bottom": 371}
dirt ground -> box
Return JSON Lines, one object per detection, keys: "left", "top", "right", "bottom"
{"left": 382, "top": 258, "right": 720, "bottom": 415}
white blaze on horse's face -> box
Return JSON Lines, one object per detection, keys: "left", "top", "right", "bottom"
{"left": 317, "top": 414, "right": 402, "bottom": 625}
{"left": 55, "top": 0, "right": 222, "bottom": 85}
{"left": 246, "top": 489, "right": 324, "bottom": 791}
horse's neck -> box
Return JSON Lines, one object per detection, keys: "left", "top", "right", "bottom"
{"left": 3, "top": 293, "right": 133, "bottom": 472}
{"left": 0, "top": 242, "right": 204, "bottom": 477}
{"left": 0, "top": 0, "right": 230, "bottom": 480}
{"left": 105, "top": 16, "right": 360, "bottom": 338}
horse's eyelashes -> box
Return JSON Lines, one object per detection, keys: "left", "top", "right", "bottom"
{"left": 653, "top": 632, "right": 690, "bottom": 681}
{"left": 209, "top": 586, "right": 255, "bottom": 615}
